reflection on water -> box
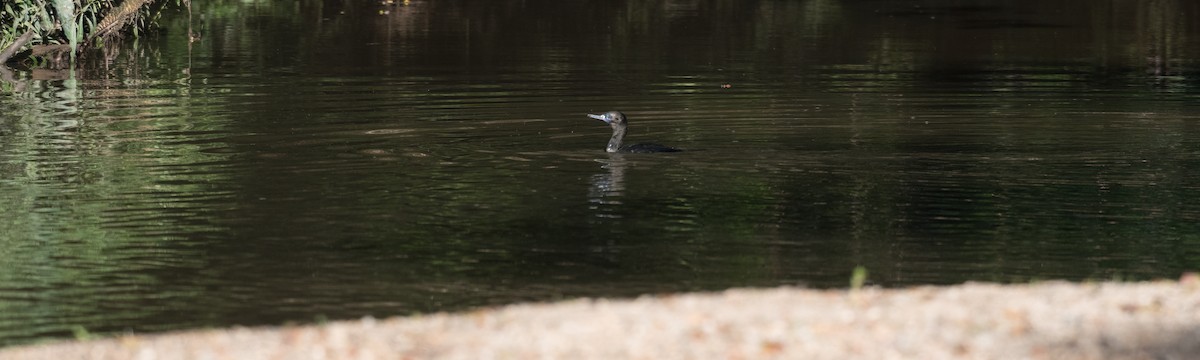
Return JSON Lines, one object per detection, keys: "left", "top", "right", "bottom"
{"left": 4, "top": 0, "right": 1200, "bottom": 347}
{"left": 589, "top": 156, "right": 628, "bottom": 212}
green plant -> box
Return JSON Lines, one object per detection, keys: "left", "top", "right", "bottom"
{"left": 850, "top": 266, "right": 868, "bottom": 290}
{"left": 1, "top": 0, "right": 181, "bottom": 66}
{"left": 71, "top": 325, "right": 93, "bottom": 341}
{"left": 1, "top": 0, "right": 53, "bottom": 48}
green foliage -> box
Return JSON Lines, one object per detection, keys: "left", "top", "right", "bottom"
{"left": 1, "top": 0, "right": 177, "bottom": 66}
{"left": 1, "top": 0, "right": 53, "bottom": 47}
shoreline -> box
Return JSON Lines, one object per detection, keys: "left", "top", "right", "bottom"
{"left": 2, "top": 279, "right": 1198, "bottom": 359}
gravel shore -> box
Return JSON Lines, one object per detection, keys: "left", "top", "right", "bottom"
{"left": 3, "top": 279, "right": 1198, "bottom": 359}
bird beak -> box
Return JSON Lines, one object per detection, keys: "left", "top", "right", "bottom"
{"left": 587, "top": 113, "right": 610, "bottom": 123}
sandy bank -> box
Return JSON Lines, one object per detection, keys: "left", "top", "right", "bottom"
{"left": 2, "top": 279, "right": 1198, "bottom": 359}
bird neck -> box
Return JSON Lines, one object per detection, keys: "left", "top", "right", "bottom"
{"left": 606, "top": 125, "right": 626, "bottom": 153}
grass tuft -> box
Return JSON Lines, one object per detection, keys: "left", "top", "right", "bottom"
{"left": 850, "top": 266, "right": 868, "bottom": 291}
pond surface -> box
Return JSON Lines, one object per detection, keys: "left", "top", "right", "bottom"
{"left": 4, "top": 0, "right": 1200, "bottom": 346}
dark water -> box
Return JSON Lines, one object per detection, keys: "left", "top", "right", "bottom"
{"left": 3, "top": 0, "right": 1200, "bottom": 346}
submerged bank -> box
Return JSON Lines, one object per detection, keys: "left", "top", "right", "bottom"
{"left": 2, "top": 279, "right": 1198, "bottom": 359}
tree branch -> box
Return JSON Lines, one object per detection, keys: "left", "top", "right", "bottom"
{"left": 0, "top": 30, "right": 36, "bottom": 65}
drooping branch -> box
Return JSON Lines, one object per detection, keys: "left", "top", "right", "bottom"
{"left": 0, "top": 30, "right": 36, "bottom": 65}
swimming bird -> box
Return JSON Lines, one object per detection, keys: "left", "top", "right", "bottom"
{"left": 587, "top": 111, "right": 681, "bottom": 153}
